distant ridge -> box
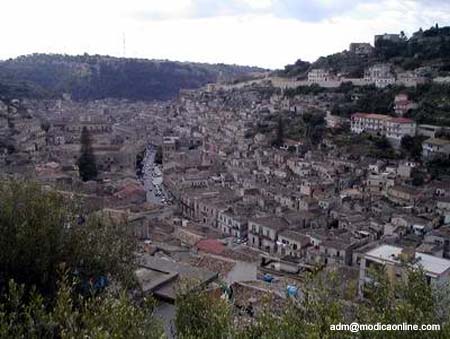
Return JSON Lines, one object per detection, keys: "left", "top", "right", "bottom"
{"left": 0, "top": 53, "right": 266, "bottom": 101}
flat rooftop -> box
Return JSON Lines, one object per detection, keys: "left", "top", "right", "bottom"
{"left": 136, "top": 255, "right": 218, "bottom": 302}
{"left": 365, "top": 244, "right": 450, "bottom": 277}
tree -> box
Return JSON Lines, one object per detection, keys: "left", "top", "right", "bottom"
{"left": 400, "top": 30, "right": 407, "bottom": 41}
{"left": 302, "top": 112, "right": 326, "bottom": 146}
{"left": 0, "top": 181, "right": 153, "bottom": 337}
{"left": 272, "top": 116, "right": 284, "bottom": 147}
{"left": 401, "top": 135, "right": 423, "bottom": 160}
{"left": 0, "top": 181, "right": 135, "bottom": 296}
{"left": 77, "top": 127, "right": 98, "bottom": 181}
{"left": 411, "top": 171, "right": 425, "bottom": 186}
{"left": 281, "top": 59, "right": 311, "bottom": 77}
{"left": 175, "top": 282, "right": 233, "bottom": 339}
{"left": 174, "top": 266, "right": 450, "bottom": 339}
{"left": 154, "top": 145, "right": 163, "bottom": 165}
{"left": 0, "top": 276, "right": 164, "bottom": 338}
{"left": 427, "top": 158, "right": 450, "bottom": 179}
{"left": 40, "top": 120, "right": 51, "bottom": 133}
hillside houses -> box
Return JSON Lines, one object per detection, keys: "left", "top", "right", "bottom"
{"left": 5, "top": 56, "right": 450, "bottom": 302}
{"left": 350, "top": 113, "right": 416, "bottom": 142}
{"left": 307, "top": 68, "right": 337, "bottom": 85}
{"left": 422, "top": 138, "right": 450, "bottom": 159}
{"left": 364, "top": 64, "right": 396, "bottom": 88}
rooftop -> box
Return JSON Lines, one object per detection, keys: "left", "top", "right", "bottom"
{"left": 195, "top": 239, "right": 226, "bottom": 255}
{"left": 365, "top": 244, "right": 450, "bottom": 277}
{"left": 424, "top": 138, "right": 450, "bottom": 146}
{"left": 249, "top": 216, "right": 289, "bottom": 231}
{"left": 352, "top": 113, "right": 414, "bottom": 124}
{"left": 136, "top": 255, "right": 218, "bottom": 301}
{"left": 278, "top": 230, "right": 310, "bottom": 245}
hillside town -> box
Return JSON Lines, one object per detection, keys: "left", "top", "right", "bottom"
{"left": 2, "top": 28, "right": 450, "bottom": 335}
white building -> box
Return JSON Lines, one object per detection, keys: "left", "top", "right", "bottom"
{"left": 359, "top": 244, "right": 450, "bottom": 296}
{"left": 394, "top": 94, "right": 418, "bottom": 116}
{"left": 351, "top": 113, "right": 390, "bottom": 134}
{"left": 218, "top": 207, "right": 251, "bottom": 240}
{"left": 364, "top": 64, "right": 396, "bottom": 88}
{"left": 385, "top": 117, "right": 417, "bottom": 141}
{"left": 396, "top": 71, "right": 428, "bottom": 87}
{"left": 422, "top": 138, "right": 450, "bottom": 160}
{"left": 308, "top": 69, "right": 334, "bottom": 83}
{"left": 351, "top": 113, "right": 416, "bottom": 141}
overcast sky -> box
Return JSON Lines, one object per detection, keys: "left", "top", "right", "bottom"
{"left": 1, "top": 0, "right": 449, "bottom": 69}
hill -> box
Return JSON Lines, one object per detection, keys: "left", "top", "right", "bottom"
{"left": 0, "top": 53, "right": 265, "bottom": 101}
{"left": 278, "top": 24, "right": 450, "bottom": 79}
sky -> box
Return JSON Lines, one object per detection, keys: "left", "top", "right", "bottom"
{"left": 1, "top": 0, "right": 450, "bottom": 69}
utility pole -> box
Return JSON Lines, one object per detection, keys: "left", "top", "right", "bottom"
{"left": 122, "top": 32, "right": 126, "bottom": 57}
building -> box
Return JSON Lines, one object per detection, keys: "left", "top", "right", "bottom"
{"left": 387, "top": 185, "right": 422, "bottom": 206}
{"left": 136, "top": 255, "right": 218, "bottom": 302}
{"left": 162, "top": 136, "right": 179, "bottom": 154}
{"left": 364, "top": 64, "right": 396, "bottom": 88}
{"left": 422, "top": 138, "right": 450, "bottom": 160}
{"left": 248, "top": 216, "right": 289, "bottom": 255}
{"left": 358, "top": 245, "right": 450, "bottom": 296}
{"left": 394, "top": 94, "right": 418, "bottom": 116}
{"left": 425, "top": 227, "right": 450, "bottom": 259}
{"left": 318, "top": 238, "right": 355, "bottom": 266}
{"left": 396, "top": 71, "right": 428, "bottom": 87}
{"left": 417, "top": 125, "right": 442, "bottom": 138}
{"left": 385, "top": 117, "right": 417, "bottom": 141}
{"left": 374, "top": 33, "right": 402, "bottom": 44}
{"left": 350, "top": 113, "right": 416, "bottom": 141}
{"left": 308, "top": 69, "right": 335, "bottom": 83}
{"left": 351, "top": 113, "right": 389, "bottom": 134}
{"left": 349, "top": 43, "right": 374, "bottom": 56}
{"left": 218, "top": 204, "right": 255, "bottom": 240}
{"left": 277, "top": 230, "right": 310, "bottom": 258}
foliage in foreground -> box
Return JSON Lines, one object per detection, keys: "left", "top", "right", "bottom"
{"left": 0, "top": 180, "right": 135, "bottom": 296}
{"left": 0, "top": 180, "right": 162, "bottom": 338}
{"left": 175, "top": 282, "right": 233, "bottom": 339}
{"left": 2, "top": 181, "right": 450, "bottom": 338}
{"left": 175, "top": 268, "right": 450, "bottom": 339}
{"left": 0, "top": 276, "right": 164, "bottom": 338}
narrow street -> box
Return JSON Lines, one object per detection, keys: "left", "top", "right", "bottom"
{"left": 141, "top": 144, "right": 171, "bottom": 205}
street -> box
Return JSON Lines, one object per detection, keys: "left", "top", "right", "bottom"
{"left": 141, "top": 144, "right": 172, "bottom": 205}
